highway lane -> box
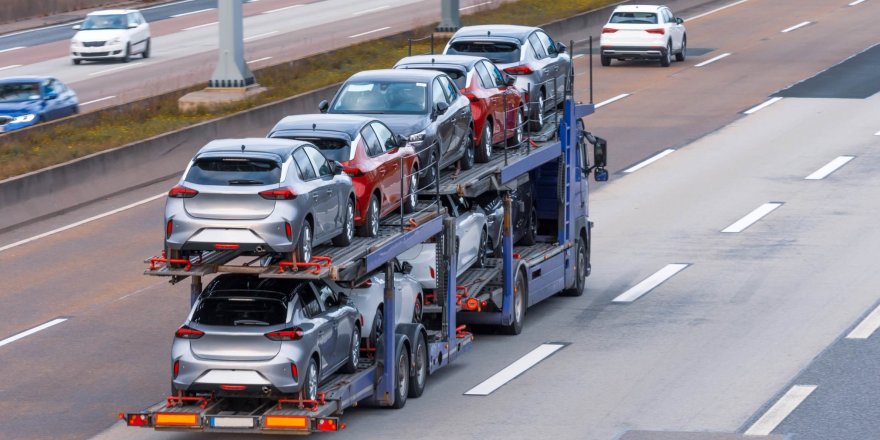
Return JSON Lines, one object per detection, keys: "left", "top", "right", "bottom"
{"left": 2, "top": 0, "right": 880, "bottom": 438}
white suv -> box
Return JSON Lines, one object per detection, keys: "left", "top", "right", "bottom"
{"left": 70, "top": 9, "right": 151, "bottom": 65}
{"left": 599, "top": 5, "right": 686, "bottom": 67}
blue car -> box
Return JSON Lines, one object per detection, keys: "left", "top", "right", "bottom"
{"left": 0, "top": 76, "right": 79, "bottom": 133}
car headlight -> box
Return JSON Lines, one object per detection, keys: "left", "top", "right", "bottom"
{"left": 71, "top": 38, "right": 80, "bottom": 45}
{"left": 407, "top": 131, "right": 426, "bottom": 146}
{"left": 11, "top": 114, "right": 36, "bottom": 123}
{"left": 108, "top": 37, "right": 123, "bottom": 45}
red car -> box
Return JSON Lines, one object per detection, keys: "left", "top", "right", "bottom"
{"left": 268, "top": 114, "right": 419, "bottom": 237}
{"left": 394, "top": 54, "right": 526, "bottom": 163}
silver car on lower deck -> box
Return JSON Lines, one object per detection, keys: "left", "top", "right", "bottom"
{"left": 164, "top": 138, "right": 355, "bottom": 261}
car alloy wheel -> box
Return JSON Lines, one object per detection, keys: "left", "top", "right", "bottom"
{"left": 532, "top": 94, "right": 545, "bottom": 131}
{"left": 405, "top": 171, "right": 418, "bottom": 213}
{"left": 306, "top": 360, "right": 318, "bottom": 401}
{"left": 476, "top": 123, "right": 492, "bottom": 163}
{"left": 676, "top": 36, "right": 687, "bottom": 62}
{"left": 298, "top": 222, "right": 312, "bottom": 262}
{"left": 661, "top": 42, "right": 672, "bottom": 67}
{"left": 341, "top": 326, "right": 360, "bottom": 373}
{"left": 512, "top": 110, "right": 524, "bottom": 146}
{"left": 460, "top": 130, "right": 475, "bottom": 170}
{"left": 369, "top": 197, "right": 379, "bottom": 236}
{"left": 346, "top": 202, "right": 355, "bottom": 241}
{"left": 413, "top": 295, "right": 422, "bottom": 323}
{"left": 475, "top": 229, "right": 488, "bottom": 268}
{"left": 122, "top": 43, "right": 131, "bottom": 63}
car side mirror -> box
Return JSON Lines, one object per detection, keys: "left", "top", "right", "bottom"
{"left": 675, "top": 17, "right": 684, "bottom": 25}
{"left": 434, "top": 101, "right": 449, "bottom": 116}
{"left": 128, "top": 23, "right": 138, "bottom": 29}
{"left": 395, "top": 134, "right": 408, "bottom": 147}
{"left": 329, "top": 160, "right": 343, "bottom": 175}
{"left": 505, "top": 75, "right": 516, "bottom": 87}
{"left": 401, "top": 262, "right": 413, "bottom": 275}
{"left": 556, "top": 42, "right": 567, "bottom": 54}
{"left": 45, "top": 92, "right": 58, "bottom": 100}
{"left": 72, "top": 24, "right": 82, "bottom": 30}
{"left": 318, "top": 100, "right": 329, "bottom": 113}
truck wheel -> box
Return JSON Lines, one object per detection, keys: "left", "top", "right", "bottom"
{"left": 562, "top": 237, "right": 588, "bottom": 297}
{"left": 408, "top": 333, "right": 427, "bottom": 398}
{"left": 501, "top": 269, "right": 526, "bottom": 335}
{"left": 391, "top": 348, "right": 409, "bottom": 409}
{"left": 332, "top": 198, "right": 355, "bottom": 245}
{"left": 340, "top": 326, "right": 360, "bottom": 373}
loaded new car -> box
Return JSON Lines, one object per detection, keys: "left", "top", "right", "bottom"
{"left": 473, "top": 179, "right": 537, "bottom": 255}
{"left": 164, "top": 138, "right": 355, "bottom": 263}
{"left": 320, "top": 69, "right": 474, "bottom": 186}
{"left": 444, "top": 25, "right": 570, "bottom": 131}
{"left": 336, "top": 270, "right": 424, "bottom": 345}
{"left": 70, "top": 9, "right": 151, "bottom": 64}
{"left": 171, "top": 274, "right": 361, "bottom": 401}
{"left": 0, "top": 76, "right": 78, "bottom": 132}
{"left": 268, "top": 114, "right": 419, "bottom": 237}
{"left": 394, "top": 54, "right": 526, "bottom": 162}
{"left": 599, "top": 4, "right": 686, "bottom": 67}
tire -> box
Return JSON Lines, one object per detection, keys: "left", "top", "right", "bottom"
{"left": 340, "top": 325, "right": 360, "bottom": 374}
{"left": 661, "top": 42, "right": 672, "bottom": 67}
{"left": 408, "top": 333, "right": 427, "bottom": 398}
{"left": 474, "top": 229, "right": 489, "bottom": 268}
{"left": 72, "top": 59, "right": 81, "bottom": 65}
{"left": 459, "top": 128, "right": 475, "bottom": 171}
{"left": 370, "top": 306, "right": 384, "bottom": 346}
{"left": 121, "top": 43, "right": 131, "bottom": 63}
{"left": 358, "top": 195, "right": 380, "bottom": 237}
{"left": 601, "top": 55, "right": 611, "bottom": 66}
{"left": 421, "top": 151, "right": 438, "bottom": 189}
{"left": 676, "top": 35, "right": 686, "bottom": 62}
{"left": 475, "top": 122, "right": 492, "bottom": 163}
{"left": 500, "top": 269, "right": 527, "bottom": 335}
{"left": 296, "top": 220, "right": 313, "bottom": 262}
{"left": 142, "top": 38, "right": 151, "bottom": 59}
{"left": 390, "top": 347, "right": 409, "bottom": 409}
{"left": 562, "top": 236, "right": 588, "bottom": 297}
{"left": 403, "top": 169, "right": 418, "bottom": 214}
{"left": 332, "top": 198, "right": 355, "bottom": 245}
{"left": 303, "top": 358, "right": 319, "bottom": 401}
{"left": 507, "top": 109, "right": 525, "bottom": 147}
{"left": 519, "top": 207, "right": 538, "bottom": 246}
{"left": 530, "top": 93, "right": 545, "bottom": 131}
{"left": 412, "top": 294, "right": 423, "bottom": 323}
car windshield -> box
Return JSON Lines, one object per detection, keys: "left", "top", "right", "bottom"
{"left": 332, "top": 81, "right": 428, "bottom": 114}
{"left": 82, "top": 14, "right": 128, "bottom": 30}
{"left": 185, "top": 157, "right": 281, "bottom": 186}
{"left": 610, "top": 12, "right": 658, "bottom": 24}
{"left": 278, "top": 136, "right": 352, "bottom": 162}
{"left": 0, "top": 83, "right": 41, "bottom": 102}
{"left": 191, "top": 297, "right": 287, "bottom": 326}
{"left": 447, "top": 41, "right": 521, "bottom": 64}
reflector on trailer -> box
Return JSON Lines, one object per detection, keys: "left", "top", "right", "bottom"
{"left": 316, "top": 418, "right": 341, "bottom": 431}
{"left": 264, "top": 415, "right": 308, "bottom": 429}
{"left": 122, "top": 413, "right": 150, "bottom": 427}
{"left": 155, "top": 412, "right": 200, "bottom": 427}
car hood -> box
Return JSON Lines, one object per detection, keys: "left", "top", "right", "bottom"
{"left": 370, "top": 114, "right": 429, "bottom": 136}
{"left": 0, "top": 101, "right": 40, "bottom": 116}
{"left": 73, "top": 29, "right": 126, "bottom": 42}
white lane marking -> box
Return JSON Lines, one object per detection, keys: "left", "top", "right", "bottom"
{"left": 247, "top": 56, "right": 273, "bottom": 64}
{"left": 0, "top": 193, "right": 165, "bottom": 253}
{"left": 695, "top": 52, "right": 731, "bottom": 67}
{"left": 722, "top": 202, "right": 782, "bottom": 233}
{"left": 88, "top": 63, "right": 142, "bottom": 76}
{"left": 0, "top": 318, "right": 68, "bottom": 348}
{"left": 353, "top": 5, "right": 390, "bottom": 16}
{"left": 744, "top": 97, "right": 782, "bottom": 114}
{"left": 0, "top": 64, "right": 21, "bottom": 71}
{"left": 464, "top": 343, "right": 565, "bottom": 395}
{"left": 612, "top": 264, "right": 689, "bottom": 303}
{"left": 781, "top": 21, "right": 812, "bottom": 33}
{"left": 849, "top": 0, "right": 866, "bottom": 5}
{"left": 572, "top": 54, "right": 584, "bottom": 59}
{"left": 595, "top": 93, "right": 630, "bottom": 108}
{"left": 80, "top": 95, "right": 116, "bottom": 106}
{"left": 804, "top": 156, "right": 854, "bottom": 180}
{"left": 348, "top": 27, "right": 391, "bottom": 39}
{"left": 461, "top": 1, "right": 492, "bottom": 11}
{"left": 183, "top": 21, "right": 218, "bottom": 31}
{"left": 0, "top": 21, "right": 82, "bottom": 39}
{"left": 874, "top": 129, "right": 880, "bottom": 136}
{"left": 846, "top": 304, "right": 880, "bottom": 339}
{"left": 142, "top": 0, "right": 195, "bottom": 10}
{"left": 244, "top": 30, "right": 278, "bottom": 41}
{"left": 623, "top": 149, "right": 674, "bottom": 173}
{"left": 745, "top": 385, "right": 817, "bottom": 435}
{"left": 171, "top": 8, "right": 215, "bottom": 18}
{"left": 0, "top": 46, "right": 25, "bottom": 53}
{"left": 263, "top": 5, "right": 303, "bottom": 14}
{"left": 686, "top": 0, "right": 748, "bottom": 21}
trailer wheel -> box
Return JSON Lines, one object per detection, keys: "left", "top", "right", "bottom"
{"left": 562, "top": 236, "right": 587, "bottom": 297}
{"left": 340, "top": 325, "right": 360, "bottom": 374}
{"left": 408, "top": 333, "right": 427, "bottom": 398}
{"left": 501, "top": 269, "right": 526, "bottom": 335}
{"left": 391, "top": 347, "right": 409, "bottom": 409}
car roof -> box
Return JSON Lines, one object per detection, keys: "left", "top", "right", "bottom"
{"left": 450, "top": 25, "right": 540, "bottom": 43}
{"left": 395, "top": 54, "right": 487, "bottom": 70}
{"left": 270, "top": 114, "right": 376, "bottom": 140}
{"left": 196, "top": 138, "right": 308, "bottom": 160}
{"left": 347, "top": 69, "right": 444, "bottom": 82}
{"left": 0, "top": 76, "right": 52, "bottom": 84}
{"left": 612, "top": 4, "right": 665, "bottom": 12}
{"left": 87, "top": 9, "right": 139, "bottom": 15}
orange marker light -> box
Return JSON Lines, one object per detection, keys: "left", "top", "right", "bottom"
{"left": 264, "top": 415, "right": 308, "bottom": 430}
{"left": 155, "top": 413, "right": 199, "bottom": 427}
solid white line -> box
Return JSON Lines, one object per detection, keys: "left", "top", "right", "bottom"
{"left": 247, "top": 56, "right": 273, "bottom": 64}
{"left": 695, "top": 52, "right": 731, "bottom": 67}
{"left": 849, "top": 0, "right": 866, "bottom": 5}
{"left": 464, "top": 344, "right": 565, "bottom": 395}
{"left": 781, "top": 21, "right": 812, "bottom": 33}
{"left": 0, "top": 20, "right": 82, "bottom": 39}
{"left": 141, "top": 0, "right": 195, "bottom": 11}
{"left": 623, "top": 149, "right": 674, "bottom": 173}
{"left": 0, "top": 64, "right": 21, "bottom": 71}
{"left": 612, "top": 264, "right": 689, "bottom": 303}
{"left": 744, "top": 97, "right": 782, "bottom": 114}
{"left": 874, "top": 129, "right": 880, "bottom": 136}
{"left": 263, "top": 5, "right": 303, "bottom": 14}
{"left": 80, "top": 95, "right": 116, "bottom": 106}
{"left": 353, "top": 5, "right": 390, "bottom": 16}
{"left": 170, "top": 8, "right": 215, "bottom": 18}
{"left": 744, "top": 385, "right": 816, "bottom": 435}
{"left": 348, "top": 27, "right": 391, "bottom": 39}
{"left": 0, "top": 193, "right": 165, "bottom": 253}
{"left": 0, "top": 46, "right": 25, "bottom": 53}
{"left": 595, "top": 93, "right": 630, "bottom": 108}
{"left": 805, "top": 156, "right": 854, "bottom": 180}
{"left": 244, "top": 30, "right": 278, "bottom": 41}
{"left": 461, "top": 1, "right": 493, "bottom": 11}
{"left": 572, "top": 54, "right": 584, "bottom": 59}
{"left": 87, "top": 63, "right": 141, "bottom": 76}
{"left": 846, "top": 304, "right": 880, "bottom": 339}
{"left": 722, "top": 202, "right": 782, "bottom": 233}
{"left": 183, "top": 21, "right": 218, "bottom": 31}
{"left": 686, "top": 0, "right": 748, "bottom": 21}
{"left": 0, "top": 318, "right": 68, "bottom": 348}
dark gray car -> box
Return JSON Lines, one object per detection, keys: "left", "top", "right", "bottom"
{"left": 444, "top": 25, "right": 571, "bottom": 131}
{"left": 320, "top": 69, "right": 474, "bottom": 186}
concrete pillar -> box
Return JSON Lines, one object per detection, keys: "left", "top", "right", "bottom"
{"left": 209, "top": 0, "right": 254, "bottom": 88}
{"left": 436, "top": 0, "right": 460, "bottom": 33}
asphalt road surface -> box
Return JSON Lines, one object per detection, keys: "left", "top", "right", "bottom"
{"left": 2, "top": 0, "right": 880, "bottom": 439}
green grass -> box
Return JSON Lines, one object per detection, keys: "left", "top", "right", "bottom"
{"left": 0, "top": 0, "right": 615, "bottom": 180}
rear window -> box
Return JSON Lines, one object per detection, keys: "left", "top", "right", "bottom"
{"left": 278, "top": 137, "right": 352, "bottom": 162}
{"left": 191, "top": 297, "right": 287, "bottom": 326}
{"left": 185, "top": 157, "right": 281, "bottom": 186}
{"left": 447, "top": 41, "right": 521, "bottom": 64}
{"left": 610, "top": 12, "right": 658, "bottom": 24}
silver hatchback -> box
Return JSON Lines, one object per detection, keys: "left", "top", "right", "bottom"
{"left": 165, "top": 138, "right": 356, "bottom": 262}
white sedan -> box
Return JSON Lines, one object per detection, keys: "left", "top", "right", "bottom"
{"left": 599, "top": 4, "right": 686, "bottom": 67}
{"left": 335, "top": 272, "right": 424, "bottom": 345}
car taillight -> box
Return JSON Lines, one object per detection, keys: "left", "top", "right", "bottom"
{"left": 166, "top": 219, "right": 173, "bottom": 238}
{"left": 358, "top": 279, "right": 373, "bottom": 288}
{"left": 168, "top": 185, "right": 198, "bottom": 198}
{"left": 601, "top": 27, "right": 618, "bottom": 33}
{"left": 285, "top": 223, "right": 292, "bottom": 240}
{"left": 463, "top": 93, "right": 479, "bottom": 103}
{"left": 220, "top": 385, "right": 246, "bottom": 391}
{"left": 259, "top": 188, "right": 296, "bottom": 200}
{"left": 429, "top": 266, "right": 435, "bottom": 279}
{"left": 645, "top": 28, "right": 665, "bottom": 35}
{"left": 343, "top": 167, "right": 363, "bottom": 176}
{"left": 265, "top": 327, "right": 304, "bottom": 341}
{"left": 173, "top": 360, "right": 180, "bottom": 378}
{"left": 124, "top": 414, "right": 150, "bottom": 427}
{"left": 503, "top": 65, "right": 533, "bottom": 75}
{"left": 175, "top": 325, "right": 204, "bottom": 339}
{"left": 291, "top": 363, "right": 298, "bottom": 381}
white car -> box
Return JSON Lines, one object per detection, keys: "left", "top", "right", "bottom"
{"left": 398, "top": 195, "right": 489, "bottom": 290}
{"left": 599, "top": 4, "right": 686, "bottom": 67}
{"left": 70, "top": 9, "right": 151, "bottom": 65}
{"left": 337, "top": 272, "right": 424, "bottom": 345}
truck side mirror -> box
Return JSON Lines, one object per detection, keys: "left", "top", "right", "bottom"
{"left": 594, "top": 168, "right": 608, "bottom": 182}
{"left": 593, "top": 136, "right": 607, "bottom": 168}
{"left": 318, "top": 100, "right": 329, "bottom": 113}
